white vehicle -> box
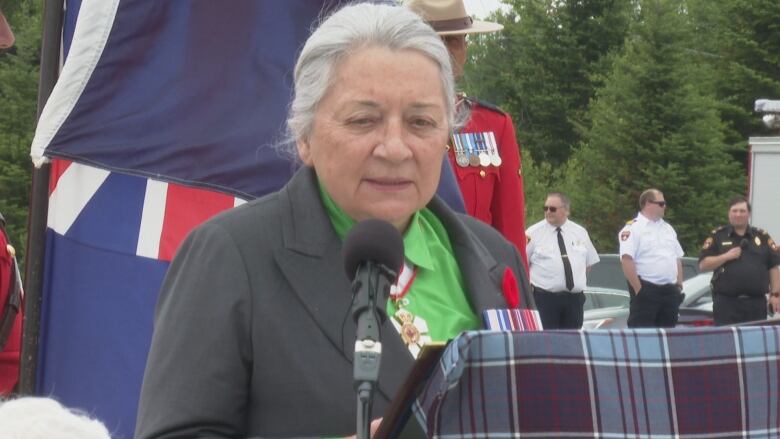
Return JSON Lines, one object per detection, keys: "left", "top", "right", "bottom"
{"left": 750, "top": 100, "right": 780, "bottom": 238}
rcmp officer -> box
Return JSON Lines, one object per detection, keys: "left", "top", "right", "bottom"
{"left": 619, "top": 189, "right": 684, "bottom": 328}
{"left": 526, "top": 192, "right": 599, "bottom": 329}
{"left": 405, "top": 0, "right": 528, "bottom": 266}
{"left": 698, "top": 196, "right": 780, "bottom": 325}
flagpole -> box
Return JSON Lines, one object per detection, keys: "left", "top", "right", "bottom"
{"left": 19, "top": 0, "right": 64, "bottom": 395}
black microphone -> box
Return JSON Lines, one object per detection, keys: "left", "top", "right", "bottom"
{"left": 342, "top": 219, "right": 403, "bottom": 439}
{"left": 740, "top": 238, "right": 749, "bottom": 256}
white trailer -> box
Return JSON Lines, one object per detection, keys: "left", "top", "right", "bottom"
{"left": 748, "top": 136, "right": 780, "bottom": 239}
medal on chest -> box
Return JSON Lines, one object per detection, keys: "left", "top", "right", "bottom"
{"left": 451, "top": 134, "right": 470, "bottom": 167}
{"left": 389, "top": 263, "right": 432, "bottom": 358}
{"left": 487, "top": 131, "right": 502, "bottom": 167}
{"left": 476, "top": 134, "right": 491, "bottom": 167}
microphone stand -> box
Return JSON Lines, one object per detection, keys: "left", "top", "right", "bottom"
{"left": 351, "top": 262, "right": 394, "bottom": 439}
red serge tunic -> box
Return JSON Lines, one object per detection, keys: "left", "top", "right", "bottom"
{"left": 0, "top": 229, "right": 21, "bottom": 395}
{"left": 448, "top": 97, "right": 528, "bottom": 268}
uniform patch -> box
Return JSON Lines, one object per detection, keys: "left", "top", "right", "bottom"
{"left": 770, "top": 238, "right": 777, "bottom": 251}
{"left": 620, "top": 230, "right": 630, "bottom": 241}
{"left": 702, "top": 237, "right": 713, "bottom": 250}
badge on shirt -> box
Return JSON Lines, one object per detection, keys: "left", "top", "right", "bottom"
{"left": 755, "top": 236, "right": 762, "bottom": 247}
{"left": 620, "top": 230, "right": 630, "bottom": 241}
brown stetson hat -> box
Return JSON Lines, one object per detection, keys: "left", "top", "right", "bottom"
{"left": 404, "top": 0, "right": 503, "bottom": 36}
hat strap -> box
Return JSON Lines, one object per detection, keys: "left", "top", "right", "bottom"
{"left": 429, "top": 16, "right": 473, "bottom": 33}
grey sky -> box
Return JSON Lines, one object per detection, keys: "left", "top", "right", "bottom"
{"left": 463, "top": 0, "right": 509, "bottom": 19}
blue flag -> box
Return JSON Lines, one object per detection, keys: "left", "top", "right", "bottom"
{"left": 30, "top": 1, "right": 464, "bottom": 437}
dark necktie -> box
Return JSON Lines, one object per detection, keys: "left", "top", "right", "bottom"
{"left": 556, "top": 227, "right": 574, "bottom": 291}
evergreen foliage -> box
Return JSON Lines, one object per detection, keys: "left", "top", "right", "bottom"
{"left": 0, "top": 1, "right": 40, "bottom": 269}
{"left": 569, "top": 0, "right": 741, "bottom": 253}
{"left": 463, "top": 0, "right": 634, "bottom": 164}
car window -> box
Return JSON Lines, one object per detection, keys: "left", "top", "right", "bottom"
{"left": 588, "top": 254, "right": 700, "bottom": 290}
{"left": 598, "top": 292, "right": 630, "bottom": 309}
{"left": 683, "top": 272, "right": 713, "bottom": 308}
{"left": 584, "top": 289, "right": 630, "bottom": 311}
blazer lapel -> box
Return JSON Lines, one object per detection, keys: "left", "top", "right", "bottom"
{"left": 273, "top": 168, "right": 414, "bottom": 402}
{"left": 429, "top": 198, "right": 508, "bottom": 318}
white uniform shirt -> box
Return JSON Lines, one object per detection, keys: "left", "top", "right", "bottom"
{"left": 526, "top": 219, "right": 600, "bottom": 292}
{"left": 618, "top": 213, "right": 683, "bottom": 284}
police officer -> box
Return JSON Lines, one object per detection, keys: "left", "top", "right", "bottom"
{"left": 526, "top": 192, "right": 599, "bottom": 329}
{"left": 698, "top": 196, "right": 780, "bottom": 325}
{"left": 405, "top": 0, "right": 528, "bottom": 266}
{"left": 618, "top": 189, "right": 684, "bottom": 328}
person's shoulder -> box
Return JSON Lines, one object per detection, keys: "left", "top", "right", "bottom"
{"left": 709, "top": 225, "right": 727, "bottom": 236}
{"left": 565, "top": 220, "right": 588, "bottom": 233}
{"left": 211, "top": 192, "right": 279, "bottom": 227}
{"left": 751, "top": 226, "right": 769, "bottom": 236}
{"left": 465, "top": 96, "right": 508, "bottom": 116}
{"left": 526, "top": 219, "right": 546, "bottom": 234}
{"left": 620, "top": 217, "right": 638, "bottom": 231}
{"left": 188, "top": 192, "right": 282, "bottom": 247}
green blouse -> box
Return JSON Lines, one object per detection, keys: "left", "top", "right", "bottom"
{"left": 319, "top": 185, "right": 479, "bottom": 342}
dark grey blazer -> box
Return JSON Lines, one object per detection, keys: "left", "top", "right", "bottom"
{"left": 135, "top": 167, "right": 533, "bottom": 439}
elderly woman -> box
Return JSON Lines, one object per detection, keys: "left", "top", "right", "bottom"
{"left": 135, "top": 3, "right": 532, "bottom": 438}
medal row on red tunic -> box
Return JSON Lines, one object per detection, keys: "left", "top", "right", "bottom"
{"left": 451, "top": 132, "right": 502, "bottom": 167}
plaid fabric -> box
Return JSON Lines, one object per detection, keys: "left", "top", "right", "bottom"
{"left": 483, "top": 308, "right": 542, "bottom": 331}
{"left": 415, "top": 327, "right": 780, "bottom": 438}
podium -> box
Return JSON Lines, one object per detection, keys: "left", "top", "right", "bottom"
{"left": 380, "top": 326, "right": 780, "bottom": 438}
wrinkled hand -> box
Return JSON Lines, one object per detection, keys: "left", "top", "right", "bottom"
{"left": 725, "top": 247, "right": 742, "bottom": 261}
{"left": 343, "top": 418, "right": 382, "bottom": 439}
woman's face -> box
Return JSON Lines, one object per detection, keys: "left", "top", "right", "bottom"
{"left": 297, "top": 46, "right": 450, "bottom": 231}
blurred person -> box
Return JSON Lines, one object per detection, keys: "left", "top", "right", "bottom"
{"left": 698, "top": 195, "right": 780, "bottom": 325}
{"left": 404, "top": 0, "right": 528, "bottom": 264}
{"left": 618, "top": 189, "right": 684, "bottom": 328}
{"left": 0, "top": 213, "right": 22, "bottom": 395}
{"left": 135, "top": 4, "right": 532, "bottom": 438}
{"left": 526, "top": 192, "right": 599, "bottom": 329}
{"left": 0, "top": 396, "right": 111, "bottom": 439}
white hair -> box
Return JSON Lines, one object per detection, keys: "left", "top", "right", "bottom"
{"left": 282, "top": 2, "right": 458, "bottom": 158}
{"left": 0, "top": 397, "right": 111, "bottom": 439}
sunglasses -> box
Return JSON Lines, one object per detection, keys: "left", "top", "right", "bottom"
{"left": 648, "top": 200, "right": 667, "bottom": 207}
{"left": 543, "top": 206, "right": 560, "bottom": 213}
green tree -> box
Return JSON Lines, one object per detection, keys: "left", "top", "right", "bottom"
{"left": 0, "top": 0, "right": 41, "bottom": 268}
{"left": 463, "top": 0, "right": 635, "bottom": 165}
{"left": 569, "top": 0, "right": 741, "bottom": 254}
{"left": 687, "top": 0, "right": 780, "bottom": 153}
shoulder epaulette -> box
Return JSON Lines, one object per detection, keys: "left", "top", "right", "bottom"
{"left": 712, "top": 225, "right": 725, "bottom": 234}
{"left": 465, "top": 96, "right": 506, "bottom": 115}
{"left": 754, "top": 227, "right": 767, "bottom": 235}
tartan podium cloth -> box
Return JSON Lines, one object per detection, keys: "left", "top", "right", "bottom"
{"left": 414, "top": 327, "right": 780, "bottom": 438}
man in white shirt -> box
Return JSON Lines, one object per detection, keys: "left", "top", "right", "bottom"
{"left": 526, "top": 192, "right": 599, "bottom": 329}
{"left": 618, "top": 188, "right": 684, "bottom": 328}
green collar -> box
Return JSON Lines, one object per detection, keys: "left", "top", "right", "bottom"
{"left": 318, "top": 182, "right": 433, "bottom": 271}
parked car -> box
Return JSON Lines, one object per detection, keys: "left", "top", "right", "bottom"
{"left": 582, "top": 272, "right": 715, "bottom": 329}
{"left": 587, "top": 253, "right": 700, "bottom": 290}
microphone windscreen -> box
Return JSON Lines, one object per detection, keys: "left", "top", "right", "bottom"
{"left": 740, "top": 238, "right": 749, "bottom": 249}
{"left": 342, "top": 219, "right": 404, "bottom": 282}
